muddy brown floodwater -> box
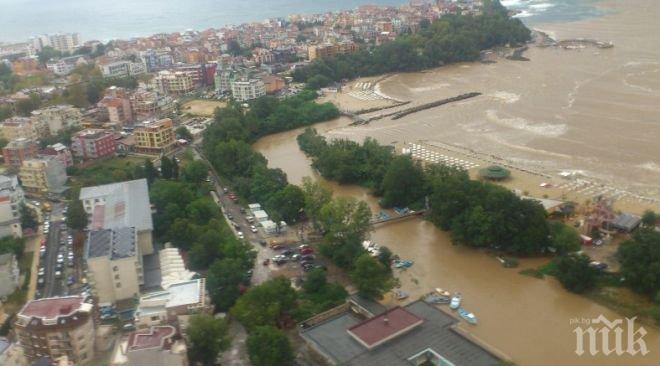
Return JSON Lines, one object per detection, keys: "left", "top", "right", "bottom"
{"left": 253, "top": 117, "right": 660, "bottom": 366}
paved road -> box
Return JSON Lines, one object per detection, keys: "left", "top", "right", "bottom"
{"left": 40, "top": 202, "right": 71, "bottom": 298}
{"left": 191, "top": 146, "right": 274, "bottom": 285}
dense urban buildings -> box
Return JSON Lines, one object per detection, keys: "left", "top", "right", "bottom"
{"left": 71, "top": 129, "right": 117, "bottom": 160}
{"left": 0, "top": 174, "right": 25, "bottom": 237}
{"left": 84, "top": 227, "right": 143, "bottom": 304}
{"left": 2, "top": 138, "right": 39, "bottom": 169}
{"left": 133, "top": 118, "right": 176, "bottom": 154}
{"left": 79, "top": 179, "right": 154, "bottom": 256}
{"left": 110, "top": 325, "right": 188, "bottom": 366}
{"left": 18, "top": 157, "right": 68, "bottom": 194}
{"left": 14, "top": 296, "right": 95, "bottom": 365}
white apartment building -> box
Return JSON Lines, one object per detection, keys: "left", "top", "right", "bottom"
{"left": 45, "top": 55, "right": 87, "bottom": 76}
{"left": 79, "top": 179, "right": 154, "bottom": 255}
{"left": 0, "top": 254, "right": 20, "bottom": 298}
{"left": 84, "top": 227, "right": 143, "bottom": 304}
{"left": 31, "top": 33, "right": 81, "bottom": 53}
{"left": 14, "top": 296, "right": 95, "bottom": 365}
{"left": 0, "top": 174, "right": 25, "bottom": 238}
{"left": 100, "top": 60, "right": 147, "bottom": 78}
{"left": 230, "top": 79, "right": 266, "bottom": 102}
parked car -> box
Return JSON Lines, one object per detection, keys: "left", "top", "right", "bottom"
{"left": 258, "top": 240, "right": 267, "bottom": 247}
{"left": 237, "top": 231, "right": 244, "bottom": 239}
{"left": 227, "top": 213, "right": 234, "bottom": 220}
{"left": 250, "top": 225, "right": 258, "bottom": 233}
{"left": 300, "top": 254, "right": 315, "bottom": 261}
{"left": 282, "top": 249, "right": 294, "bottom": 257}
{"left": 300, "top": 247, "right": 314, "bottom": 255}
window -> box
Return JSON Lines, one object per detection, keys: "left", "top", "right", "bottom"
{"left": 115, "top": 282, "right": 121, "bottom": 288}
{"left": 151, "top": 316, "right": 159, "bottom": 321}
{"left": 114, "top": 274, "right": 120, "bottom": 280}
{"left": 113, "top": 266, "right": 118, "bottom": 272}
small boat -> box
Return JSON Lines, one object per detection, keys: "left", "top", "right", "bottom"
{"left": 434, "top": 288, "right": 451, "bottom": 299}
{"left": 394, "top": 290, "right": 409, "bottom": 300}
{"left": 449, "top": 293, "right": 462, "bottom": 309}
{"left": 458, "top": 308, "right": 477, "bottom": 324}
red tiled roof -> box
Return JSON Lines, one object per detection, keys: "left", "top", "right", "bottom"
{"left": 128, "top": 326, "right": 176, "bottom": 351}
{"left": 347, "top": 307, "right": 424, "bottom": 349}
{"left": 20, "top": 296, "right": 84, "bottom": 319}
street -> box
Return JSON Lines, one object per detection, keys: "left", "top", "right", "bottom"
{"left": 37, "top": 202, "right": 78, "bottom": 299}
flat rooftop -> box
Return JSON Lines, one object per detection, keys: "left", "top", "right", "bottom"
{"left": 301, "top": 300, "right": 500, "bottom": 366}
{"left": 86, "top": 227, "right": 137, "bottom": 260}
{"left": 19, "top": 296, "right": 85, "bottom": 319}
{"left": 80, "top": 179, "right": 153, "bottom": 232}
{"left": 348, "top": 307, "right": 423, "bottom": 349}
{"left": 128, "top": 326, "right": 175, "bottom": 351}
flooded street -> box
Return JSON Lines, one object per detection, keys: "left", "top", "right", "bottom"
{"left": 253, "top": 119, "right": 660, "bottom": 366}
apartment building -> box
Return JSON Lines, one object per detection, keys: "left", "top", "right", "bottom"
{"left": 308, "top": 41, "right": 359, "bottom": 60}
{"left": 2, "top": 138, "right": 39, "bottom": 169}
{"left": 133, "top": 118, "right": 175, "bottom": 154}
{"left": 214, "top": 66, "right": 236, "bottom": 94}
{"left": 140, "top": 49, "right": 174, "bottom": 72}
{"left": 31, "top": 33, "right": 81, "bottom": 53}
{"left": 0, "top": 338, "right": 27, "bottom": 366}
{"left": 100, "top": 60, "right": 147, "bottom": 79}
{"left": 14, "top": 296, "right": 95, "bottom": 365}
{"left": 152, "top": 71, "right": 194, "bottom": 95}
{"left": 45, "top": 55, "right": 87, "bottom": 76}
{"left": 79, "top": 179, "right": 154, "bottom": 255}
{"left": 85, "top": 227, "right": 143, "bottom": 304}
{"left": 230, "top": 78, "right": 266, "bottom": 102}
{"left": 0, "top": 117, "right": 36, "bottom": 141}
{"left": 0, "top": 174, "right": 25, "bottom": 238}
{"left": 129, "top": 90, "right": 175, "bottom": 120}
{"left": 40, "top": 143, "right": 73, "bottom": 168}
{"left": 18, "top": 157, "right": 68, "bottom": 194}
{"left": 31, "top": 105, "right": 82, "bottom": 137}
{"left": 110, "top": 326, "right": 188, "bottom": 366}
{"left": 71, "top": 129, "right": 117, "bottom": 160}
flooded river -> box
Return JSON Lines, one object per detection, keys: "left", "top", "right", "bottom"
{"left": 253, "top": 118, "right": 660, "bottom": 365}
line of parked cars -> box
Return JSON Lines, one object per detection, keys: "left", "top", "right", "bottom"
{"left": 270, "top": 244, "right": 326, "bottom": 272}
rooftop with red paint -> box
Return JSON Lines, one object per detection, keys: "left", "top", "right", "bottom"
{"left": 19, "top": 296, "right": 85, "bottom": 319}
{"left": 128, "top": 326, "right": 176, "bottom": 351}
{"left": 347, "top": 306, "right": 424, "bottom": 349}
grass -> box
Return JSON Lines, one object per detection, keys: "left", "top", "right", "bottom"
{"left": 586, "top": 286, "right": 660, "bottom": 327}
{"left": 69, "top": 155, "right": 148, "bottom": 188}
{"left": 519, "top": 259, "right": 556, "bottom": 279}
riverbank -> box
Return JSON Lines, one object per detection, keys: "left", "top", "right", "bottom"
{"left": 252, "top": 116, "right": 660, "bottom": 366}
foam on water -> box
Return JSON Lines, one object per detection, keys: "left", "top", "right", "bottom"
{"left": 486, "top": 110, "right": 567, "bottom": 137}
{"left": 490, "top": 91, "right": 521, "bottom": 104}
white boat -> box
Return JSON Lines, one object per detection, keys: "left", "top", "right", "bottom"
{"left": 434, "top": 288, "right": 451, "bottom": 299}
{"left": 449, "top": 293, "right": 462, "bottom": 309}
{"left": 458, "top": 308, "right": 477, "bottom": 325}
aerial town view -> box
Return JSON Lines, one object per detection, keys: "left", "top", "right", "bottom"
{"left": 0, "top": 0, "right": 658, "bottom": 365}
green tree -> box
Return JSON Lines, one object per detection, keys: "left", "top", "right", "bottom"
{"left": 37, "top": 46, "right": 63, "bottom": 65}
{"left": 66, "top": 200, "right": 88, "bottom": 231}
{"left": 301, "top": 176, "right": 332, "bottom": 229}
{"left": 641, "top": 210, "right": 657, "bottom": 227}
{"left": 187, "top": 314, "right": 231, "bottom": 366}
{"left": 246, "top": 326, "right": 294, "bottom": 366}
{"left": 0, "top": 236, "right": 25, "bottom": 257}
{"left": 19, "top": 203, "right": 38, "bottom": 231}
{"left": 381, "top": 155, "right": 426, "bottom": 207}
{"left": 350, "top": 254, "right": 395, "bottom": 300}
{"left": 318, "top": 196, "right": 371, "bottom": 268}
{"left": 144, "top": 159, "right": 158, "bottom": 185}
{"left": 160, "top": 157, "right": 174, "bottom": 179}
{"left": 618, "top": 229, "right": 660, "bottom": 297}
{"left": 182, "top": 160, "right": 208, "bottom": 184}
{"left": 176, "top": 126, "right": 193, "bottom": 141}
{"left": 554, "top": 254, "right": 598, "bottom": 294}
{"left": 207, "top": 258, "right": 250, "bottom": 311}
{"left": 549, "top": 221, "right": 581, "bottom": 254}
{"left": 227, "top": 40, "right": 242, "bottom": 56}
{"left": 171, "top": 157, "right": 180, "bottom": 179}
{"left": 66, "top": 83, "right": 89, "bottom": 108}
{"left": 266, "top": 184, "right": 305, "bottom": 223}
{"left": 231, "top": 277, "right": 297, "bottom": 330}
{"left": 15, "top": 94, "right": 41, "bottom": 116}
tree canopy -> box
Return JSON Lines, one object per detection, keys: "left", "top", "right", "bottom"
{"left": 617, "top": 229, "right": 660, "bottom": 298}
{"left": 554, "top": 254, "right": 598, "bottom": 294}
{"left": 292, "top": 1, "right": 530, "bottom": 84}
{"left": 187, "top": 314, "right": 231, "bottom": 366}
{"left": 231, "top": 277, "right": 298, "bottom": 330}
{"left": 246, "top": 326, "right": 295, "bottom": 366}
{"left": 350, "top": 254, "right": 395, "bottom": 300}
{"left": 65, "top": 200, "right": 88, "bottom": 231}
